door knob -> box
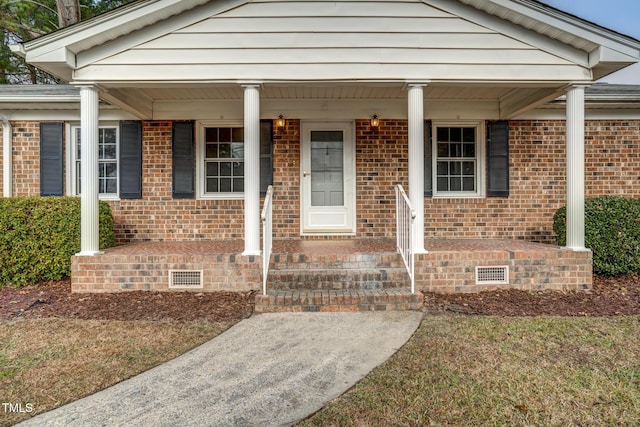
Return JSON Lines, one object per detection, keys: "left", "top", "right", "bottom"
{"left": 303, "top": 170, "right": 311, "bottom": 177}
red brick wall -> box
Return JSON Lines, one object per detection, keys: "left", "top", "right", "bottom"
{"left": 424, "top": 120, "right": 567, "bottom": 243}
{"left": 355, "top": 119, "right": 408, "bottom": 238}
{"left": 272, "top": 119, "right": 301, "bottom": 238}
{"left": 11, "top": 121, "right": 41, "bottom": 197}
{"left": 586, "top": 120, "right": 640, "bottom": 197}
{"left": 109, "top": 121, "right": 245, "bottom": 244}
{"left": 7, "top": 119, "right": 640, "bottom": 245}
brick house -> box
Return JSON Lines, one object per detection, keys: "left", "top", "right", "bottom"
{"left": 2, "top": 0, "right": 640, "bottom": 309}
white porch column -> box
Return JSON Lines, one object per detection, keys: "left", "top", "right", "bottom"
{"left": 565, "top": 85, "right": 587, "bottom": 250}
{"left": 242, "top": 84, "right": 261, "bottom": 256}
{"left": 77, "top": 85, "right": 102, "bottom": 256}
{"left": 407, "top": 83, "right": 426, "bottom": 253}
{"left": 2, "top": 116, "right": 12, "bottom": 197}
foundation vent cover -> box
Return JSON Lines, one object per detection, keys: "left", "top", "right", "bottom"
{"left": 475, "top": 266, "right": 509, "bottom": 285}
{"left": 169, "top": 270, "right": 203, "bottom": 289}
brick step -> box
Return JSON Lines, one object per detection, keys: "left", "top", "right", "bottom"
{"left": 267, "top": 268, "right": 409, "bottom": 290}
{"left": 270, "top": 252, "right": 405, "bottom": 270}
{"left": 254, "top": 289, "right": 424, "bottom": 313}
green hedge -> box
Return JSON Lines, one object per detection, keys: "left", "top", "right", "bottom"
{"left": 554, "top": 196, "right": 640, "bottom": 276}
{"left": 0, "top": 197, "right": 115, "bottom": 287}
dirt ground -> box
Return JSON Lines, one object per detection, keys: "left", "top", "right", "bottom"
{"left": 1, "top": 275, "right": 639, "bottom": 321}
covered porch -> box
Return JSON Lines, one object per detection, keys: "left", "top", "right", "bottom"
{"left": 14, "top": 0, "right": 636, "bottom": 301}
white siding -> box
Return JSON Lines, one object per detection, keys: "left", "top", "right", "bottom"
{"left": 78, "top": 0, "right": 588, "bottom": 82}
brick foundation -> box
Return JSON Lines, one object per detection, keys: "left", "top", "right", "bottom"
{"left": 71, "top": 241, "right": 261, "bottom": 293}
{"left": 418, "top": 240, "right": 592, "bottom": 293}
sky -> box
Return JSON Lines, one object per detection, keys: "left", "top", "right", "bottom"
{"left": 540, "top": 0, "right": 640, "bottom": 83}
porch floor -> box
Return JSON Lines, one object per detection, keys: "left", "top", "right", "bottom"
{"left": 87, "top": 237, "right": 563, "bottom": 256}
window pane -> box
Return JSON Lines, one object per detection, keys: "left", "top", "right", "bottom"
{"left": 231, "top": 142, "right": 244, "bottom": 159}
{"left": 450, "top": 128, "right": 462, "bottom": 142}
{"left": 437, "top": 162, "right": 448, "bottom": 175}
{"left": 437, "top": 177, "right": 448, "bottom": 192}
{"left": 220, "top": 178, "right": 231, "bottom": 192}
{"left": 206, "top": 128, "right": 218, "bottom": 142}
{"left": 436, "top": 128, "right": 448, "bottom": 142}
{"left": 437, "top": 143, "right": 448, "bottom": 157}
{"left": 105, "top": 178, "right": 117, "bottom": 194}
{"left": 219, "top": 128, "right": 231, "bottom": 142}
{"left": 218, "top": 144, "right": 231, "bottom": 158}
{"left": 450, "top": 143, "right": 462, "bottom": 158}
{"left": 234, "top": 178, "right": 244, "bottom": 192}
{"left": 102, "top": 144, "right": 116, "bottom": 160}
{"left": 206, "top": 162, "right": 218, "bottom": 176}
{"left": 220, "top": 162, "right": 232, "bottom": 176}
{"left": 463, "top": 161, "right": 475, "bottom": 175}
{"left": 206, "top": 144, "right": 217, "bottom": 158}
{"left": 101, "top": 128, "right": 116, "bottom": 144}
{"left": 233, "top": 161, "right": 244, "bottom": 177}
{"left": 463, "top": 127, "right": 475, "bottom": 142}
{"left": 206, "top": 178, "right": 218, "bottom": 192}
{"left": 451, "top": 161, "right": 461, "bottom": 175}
{"left": 463, "top": 177, "right": 475, "bottom": 191}
{"left": 450, "top": 177, "right": 461, "bottom": 191}
{"left": 105, "top": 163, "right": 117, "bottom": 178}
{"left": 463, "top": 143, "right": 475, "bottom": 157}
{"left": 232, "top": 127, "right": 244, "bottom": 142}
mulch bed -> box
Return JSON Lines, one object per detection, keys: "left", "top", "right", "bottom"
{"left": 423, "top": 275, "right": 640, "bottom": 316}
{"left": 1, "top": 275, "right": 639, "bottom": 321}
{"left": 0, "top": 279, "right": 256, "bottom": 322}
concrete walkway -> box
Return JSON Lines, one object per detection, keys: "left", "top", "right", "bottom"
{"left": 19, "top": 311, "right": 423, "bottom": 427}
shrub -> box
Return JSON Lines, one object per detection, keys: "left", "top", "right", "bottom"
{"left": 0, "top": 197, "right": 115, "bottom": 287}
{"left": 554, "top": 196, "right": 640, "bottom": 276}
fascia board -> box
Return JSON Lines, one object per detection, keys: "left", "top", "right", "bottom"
{"left": 473, "top": 0, "right": 640, "bottom": 58}
{"left": 427, "top": 0, "right": 589, "bottom": 67}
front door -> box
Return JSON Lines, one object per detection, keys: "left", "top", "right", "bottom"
{"left": 301, "top": 122, "right": 355, "bottom": 234}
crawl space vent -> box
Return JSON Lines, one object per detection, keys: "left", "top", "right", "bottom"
{"left": 169, "top": 270, "right": 203, "bottom": 289}
{"left": 475, "top": 266, "right": 509, "bottom": 285}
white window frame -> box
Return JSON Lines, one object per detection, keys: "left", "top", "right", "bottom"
{"left": 66, "top": 122, "right": 120, "bottom": 200}
{"left": 196, "top": 120, "right": 245, "bottom": 200}
{"left": 431, "top": 120, "right": 486, "bottom": 199}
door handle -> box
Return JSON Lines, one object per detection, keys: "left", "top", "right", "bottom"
{"left": 303, "top": 170, "right": 311, "bottom": 177}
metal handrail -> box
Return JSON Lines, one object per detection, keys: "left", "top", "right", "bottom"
{"left": 395, "top": 184, "right": 416, "bottom": 294}
{"left": 260, "top": 185, "right": 274, "bottom": 296}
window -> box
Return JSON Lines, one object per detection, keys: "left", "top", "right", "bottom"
{"left": 429, "top": 121, "right": 485, "bottom": 198}
{"left": 204, "top": 126, "right": 245, "bottom": 194}
{"left": 196, "top": 121, "right": 273, "bottom": 199}
{"left": 71, "top": 125, "right": 119, "bottom": 198}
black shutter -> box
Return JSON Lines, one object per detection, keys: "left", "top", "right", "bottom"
{"left": 119, "top": 121, "right": 143, "bottom": 198}
{"left": 172, "top": 121, "right": 195, "bottom": 198}
{"left": 40, "top": 122, "right": 64, "bottom": 196}
{"left": 424, "top": 120, "right": 432, "bottom": 196}
{"left": 487, "top": 120, "right": 509, "bottom": 197}
{"left": 260, "top": 119, "right": 273, "bottom": 194}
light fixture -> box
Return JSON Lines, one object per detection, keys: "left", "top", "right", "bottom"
{"left": 370, "top": 114, "right": 380, "bottom": 132}
{"left": 276, "top": 114, "right": 285, "bottom": 132}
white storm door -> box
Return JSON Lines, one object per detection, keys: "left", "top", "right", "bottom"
{"left": 301, "top": 122, "right": 355, "bottom": 233}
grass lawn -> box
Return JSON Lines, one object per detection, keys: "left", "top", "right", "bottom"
{"left": 301, "top": 315, "right": 640, "bottom": 426}
{"left": 0, "top": 318, "right": 231, "bottom": 426}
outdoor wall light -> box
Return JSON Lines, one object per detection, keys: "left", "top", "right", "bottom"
{"left": 276, "top": 114, "right": 286, "bottom": 132}
{"left": 370, "top": 114, "right": 380, "bottom": 132}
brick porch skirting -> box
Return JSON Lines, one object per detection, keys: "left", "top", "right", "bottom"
{"left": 418, "top": 239, "right": 593, "bottom": 293}
{"left": 71, "top": 241, "right": 261, "bottom": 293}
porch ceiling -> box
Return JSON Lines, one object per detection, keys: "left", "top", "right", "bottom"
{"left": 98, "top": 83, "right": 562, "bottom": 121}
